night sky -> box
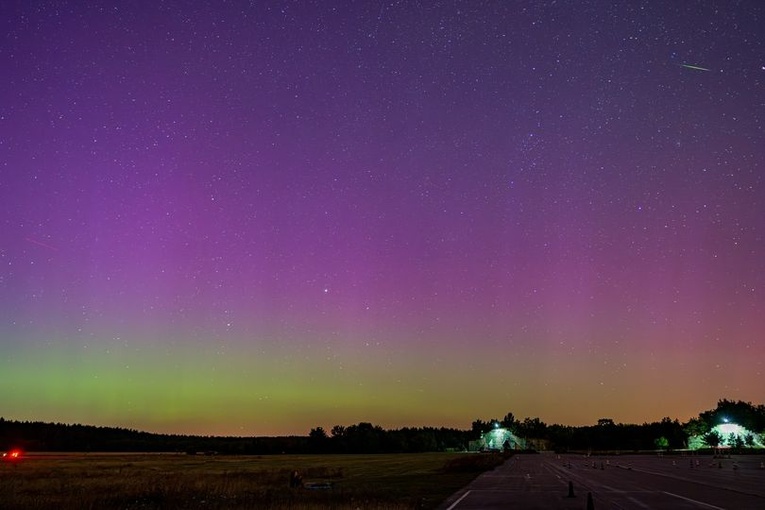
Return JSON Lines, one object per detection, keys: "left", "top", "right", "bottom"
{"left": 2, "top": 1, "right": 764, "bottom": 437}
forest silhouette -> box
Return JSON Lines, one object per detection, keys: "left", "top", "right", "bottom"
{"left": 2, "top": 400, "right": 763, "bottom": 454}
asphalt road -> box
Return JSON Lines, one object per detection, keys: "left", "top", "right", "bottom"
{"left": 438, "top": 453, "right": 765, "bottom": 509}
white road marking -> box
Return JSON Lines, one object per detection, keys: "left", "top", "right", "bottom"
{"left": 626, "top": 496, "right": 651, "bottom": 508}
{"left": 663, "top": 491, "right": 726, "bottom": 509}
{"left": 444, "top": 490, "right": 471, "bottom": 510}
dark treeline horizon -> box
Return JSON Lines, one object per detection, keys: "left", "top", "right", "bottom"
{"left": 2, "top": 399, "right": 763, "bottom": 454}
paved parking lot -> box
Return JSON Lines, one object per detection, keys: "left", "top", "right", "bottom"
{"left": 439, "top": 453, "right": 765, "bottom": 509}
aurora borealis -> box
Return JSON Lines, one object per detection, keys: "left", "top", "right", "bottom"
{"left": 1, "top": 1, "right": 764, "bottom": 437}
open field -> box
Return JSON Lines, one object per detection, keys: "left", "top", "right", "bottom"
{"left": 439, "top": 452, "right": 765, "bottom": 509}
{"left": 0, "top": 452, "right": 505, "bottom": 509}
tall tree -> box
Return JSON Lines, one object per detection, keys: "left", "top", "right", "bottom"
{"left": 704, "top": 430, "right": 722, "bottom": 448}
{"left": 501, "top": 413, "right": 518, "bottom": 431}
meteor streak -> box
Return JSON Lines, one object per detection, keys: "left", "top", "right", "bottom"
{"left": 24, "top": 237, "right": 58, "bottom": 251}
{"left": 680, "top": 63, "right": 710, "bottom": 72}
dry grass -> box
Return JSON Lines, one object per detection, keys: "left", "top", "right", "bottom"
{"left": 0, "top": 452, "right": 507, "bottom": 509}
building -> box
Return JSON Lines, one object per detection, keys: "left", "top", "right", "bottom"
{"left": 469, "top": 426, "right": 526, "bottom": 451}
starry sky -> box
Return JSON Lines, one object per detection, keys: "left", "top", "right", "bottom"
{"left": 1, "top": 1, "right": 764, "bottom": 437}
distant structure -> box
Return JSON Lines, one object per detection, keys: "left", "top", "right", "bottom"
{"left": 468, "top": 426, "right": 526, "bottom": 452}
{"left": 688, "top": 421, "right": 764, "bottom": 450}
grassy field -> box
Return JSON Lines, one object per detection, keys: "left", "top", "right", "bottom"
{"left": 0, "top": 452, "right": 507, "bottom": 509}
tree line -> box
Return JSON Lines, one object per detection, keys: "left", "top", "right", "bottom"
{"left": 0, "top": 418, "right": 471, "bottom": 455}
{"left": 306, "top": 423, "right": 471, "bottom": 453}
{"left": 2, "top": 399, "right": 763, "bottom": 454}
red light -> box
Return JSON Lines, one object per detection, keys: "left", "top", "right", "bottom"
{"left": 4, "top": 449, "right": 22, "bottom": 461}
